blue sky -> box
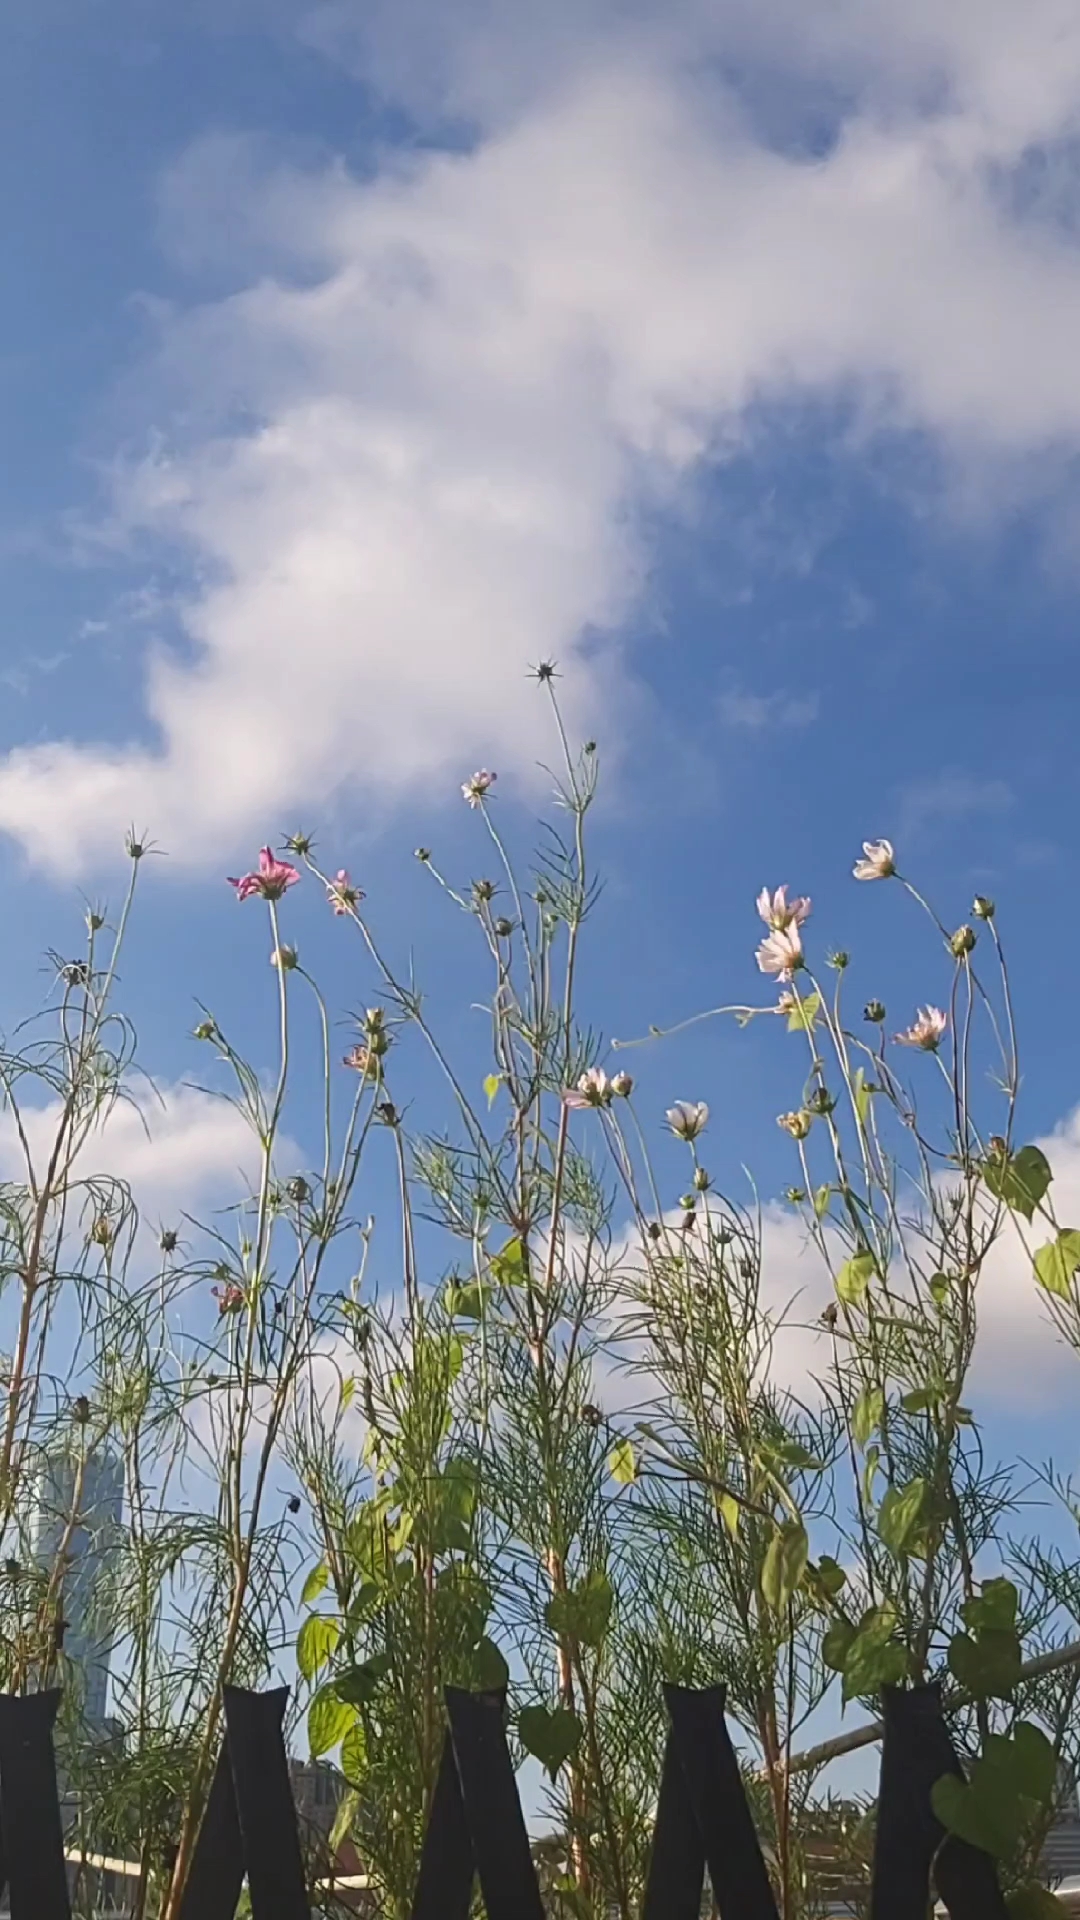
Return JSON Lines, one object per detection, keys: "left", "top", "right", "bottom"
{"left": 4, "top": 0, "right": 1080, "bottom": 1754}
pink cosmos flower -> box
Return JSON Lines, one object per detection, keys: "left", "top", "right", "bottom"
{"left": 327, "top": 869, "right": 363, "bottom": 915}
{"left": 894, "top": 1006, "right": 947, "bottom": 1051}
{"left": 343, "top": 1043, "right": 375, "bottom": 1076}
{"left": 853, "top": 839, "right": 896, "bottom": 882}
{"left": 756, "top": 925, "right": 804, "bottom": 980}
{"left": 212, "top": 1281, "right": 246, "bottom": 1315}
{"left": 228, "top": 847, "right": 300, "bottom": 902}
{"left": 666, "top": 1100, "right": 709, "bottom": 1141}
{"left": 756, "top": 885, "right": 812, "bottom": 931}
{"left": 462, "top": 770, "right": 497, "bottom": 807}
{"left": 562, "top": 1067, "right": 612, "bottom": 1109}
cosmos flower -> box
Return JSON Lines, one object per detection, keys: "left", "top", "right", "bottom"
{"left": 327, "top": 869, "right": 363, "bottom": 915}
{"left": 756, "top": 925, "right": 804, "bottom": 980}
{"left": 853, "top": 839, "right": 896, "bottom": 881}
{"left": 562, "top": 1067, "right": 612, "bottom": 1109}
{"left": 756, "top": 885, "right": 812, "bottom": 930}
{"left": 462, "top": 770, "right": 497, "bottom": 807}
{"left": 894, "top": 1006, "right": 947, "bottom": 1051}
{"left": 666, "top": 1100, "right": 709, "bottom": 1141}
{"left": 228, "top": 847, "right": 300, "bottom": 902}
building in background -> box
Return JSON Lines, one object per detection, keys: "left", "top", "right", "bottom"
{"left": 33, "top": 1450, "right": 124, "bottom": 1729}
{"left": 1043, "top": 1767, "right": 1080, "bottom": 1884}
{"left": 289, "top": 1759, "right": 369, "bottom": 1914}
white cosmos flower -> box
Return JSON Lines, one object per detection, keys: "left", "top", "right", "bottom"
{"left": 666, "top": 1100, "right": 709, "bottom": 1141}
{"left": 756, "top": 885, "right": 812, "bottom": 930}
{"left": 894, "top": 1006, "right": 947, "bottom": 1051}
{"left": 853, "top": 839, "right": 896, "bottom": 881}
{"left": 756, "top": 925, "right": 804, "bottom": 981}
{"left": 563, "top": 1067, "right": 612, "bottom": 1109}
{"left": 462, "top": 769, "right": 497, "bottom": 807}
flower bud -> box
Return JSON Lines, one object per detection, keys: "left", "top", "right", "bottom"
{"left": 91, "top": 1216, "right": 113, "bottom": 1248}
{"left": 863, "top": 1000, "right": 886, "bottom": 1025}
{"left": 828, "top": 950, "right": 850, "bottom": 971}
{"left": 414, "top": 847, "right": 431, "bottom": 862}
{"left": 949, "top": 924, "right": 976, "bottom": 958}
{"left": 284, "top": 832, "right": 313, "bottom": 856}
{"left": 693, "top": 1166, "right": 711, "bottom": 1191}
{"left": 647, "top": 1221, "right": 663, "bottom": 1241}
{"left": 611, "top": 1071, "right": 633, "bottom": 1098}
{"left": 472, "top": 878, "right": 496, "bottom": 904}
{"left": 785, "top": 1186, "right": 807, "bottom": 1205}
{"left": 972, "top": 895, "right": 995, "bottom": 921}
{"left": 681, "top": 1210, "right": 696, "bottom": 1232}
{"left": 194, "top": 1019, "right": 216, "bottom": 1041}
{"left": 271, "top": 945, "right": 298, "bottom": 970}
{"left": 778, "top": 1110, "right": 813, "bottom": 1140}
{"left": 806, "top": 1088, "right": 835, "bottom": 1117}
{"left": 159, "top": 1228, "right": 178, "bottom": 1254}
{"left": 494, "top": 917, "right": 514, "bottom": 938}
{"left": 287, "top": 1176, "right": 310, "bottom": 1205}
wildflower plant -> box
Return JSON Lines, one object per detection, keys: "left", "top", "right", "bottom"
{"left": 0, "top": 686, "right": 1078, "bottom": 1920}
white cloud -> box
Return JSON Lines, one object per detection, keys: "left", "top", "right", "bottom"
{"left": 718, "top": 687, "right": 820, "bottom": 732}
{"left": 5, "top": 3, "right": 1080, "bottom": 872}
{"left": 598, "top": 1099, "right": 1080, "bottom": 1420}
{"left": 898, "top": 769, "right": 1015, "bottom": 845}
{"left": 754, "top": 1110, "right": 1080, "bottom": 1413}
{"left": 0, "top": 1080, "right": 293, "bottom": 1234}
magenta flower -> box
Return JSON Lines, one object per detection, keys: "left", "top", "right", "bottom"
{"left": 462, "top": 770, "right": 497, "bottom": 807}
{"left": 327, "top": 869, "right": 363, "bottom": 915}
{"left": 228, "top": 847, "right": 300, "bottom": 902}
{"left": 894, "top": 1006, "right": 947, "bottom": 1051}
{"left": 756, "top": 885, "right": 811, "bottom": 931}
{"left": 756, "top": 925, "right": 804, "bottom": 980}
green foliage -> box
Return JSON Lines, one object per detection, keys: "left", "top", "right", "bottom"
{"left": 835, "top": 1251, "right": 875, "bottom": 1306}
{"left": 832, "top": 1607, "right": 908, "bottom": 1702}
{"left": 981, "top": 1145, "right": 1052, "bottom": 1222}
{"left": 1034, "top": 1229, "right": 1080, "bottom": 1299}
{"left": 308, "top": 1685, "right": 356, "bottom": 1758}
{"left": 519, "top": 1704, "right": 583, "bottom": 1780}
{"left": 876, "top": 1478, "right": 930, "bottom": 1558}
{"left": 19, "top": 689, "right": 1080, "bottom": 1920}
{"left": 546, "top": 1571, "right": 614, "bottom": 1648}
{"left": 297, "top": 1614, "right": 340, "bottom": 1682}
{"left": 932, "top": 1723, "right": 1057, "bottom": 1859}
{"left": 761, "top": 1520, "right": 809, "bottom": 1614}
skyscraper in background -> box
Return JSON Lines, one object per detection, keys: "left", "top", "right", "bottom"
{"left": 33, "top": 1451, "right": 124, "bottom": 1729}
